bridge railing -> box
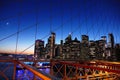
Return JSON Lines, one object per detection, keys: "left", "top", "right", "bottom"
{"left": 0, "top": 57, "right": 52, "bottom": 80}
{"left": 50, "top": 59, "right": 120, "bottom": 80}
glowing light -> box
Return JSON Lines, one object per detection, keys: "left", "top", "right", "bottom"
{"left": 6, "top": 22, "right": 9, "bottom": 25}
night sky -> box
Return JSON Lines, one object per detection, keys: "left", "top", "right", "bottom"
{"left": 0, "top": 0, "right": 120, "bottom": 54}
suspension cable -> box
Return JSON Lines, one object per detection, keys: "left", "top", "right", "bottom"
{"left": 50, "top": 0, "right": 52, "bottom": 33}
{"left": 61, "top": 0, "right": 63, "bottom": 40}
{"left": 19, "top": 9, "right": 84, "bottom": 54}
{"left": 94, "top": 16, "right": 100, "bottom": 40}
{"left": 15, "top": 1, "right": 98, "bottom": 54}
{"left": 0, "top": 9, "right": 36, "bottom": 22}
{"left": 34, "top": 2, "right": 38, "bottom": 41}
{"left": 70, "top": 2, "right": 73, "bottom": 36}
{"left": 15, "top": 0, "right": 22, "bottom": 54}
{"left": 15, "top": 14, "right": 20, "bottom": 54}
{"left": 0, "top": 24, "right": 35, "bottom": 42}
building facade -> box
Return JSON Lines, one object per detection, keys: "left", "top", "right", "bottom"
{"left": 34, "top": 32, "right": 119, "bottom": 61}
{"left": 62, "top": 36, "right": 80, "bottom": 59}
{"left": 34, "top": 39, "right": 44, "bottom": 59}
{"left": 46, "top": 32, "right": 56, "bottom": 59}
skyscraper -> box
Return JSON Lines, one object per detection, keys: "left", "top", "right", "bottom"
{"left": 108, "top": 33, "right": 114, "bottom": 49}
{"left": 34, "top": 39, "right": 44, "bottom": 59}
{"left": 46, "top": 32, "right": 56, "bottom": 59}
{"left": 80, "top": 35, "right": 89, "bottom": 60}
{"left": 108, "top": 33, "right": 115, "bottom": 60}
{"left": 81, "top": 35, "right": 89, "bottom": 47}
{"left": 63, "top": 35, "right": 80, "bottom": 59}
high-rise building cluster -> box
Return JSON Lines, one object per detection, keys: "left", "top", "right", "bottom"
{"left": 34, "top": 32, "right": 120, "bottom": 61}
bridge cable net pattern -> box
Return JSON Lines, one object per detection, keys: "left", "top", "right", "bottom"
{"left": 0, "top": 0, "right": 100, "bottom": 55}
{"left": 50, "top": 60, "right": 120, "bottom": 80}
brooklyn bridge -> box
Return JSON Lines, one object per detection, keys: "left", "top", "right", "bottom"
{"left": 0, "top": 0, "right": 120, "bottom": 80}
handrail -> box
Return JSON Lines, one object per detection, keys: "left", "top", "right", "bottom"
{"left": 52, "top": 59, "right": 120, "bottom": 74}
{"left": 0, "top": 59, "right": 58, "bottom": 80}
{"left": 16, "top": 60, "right": 51, "bottom": 80}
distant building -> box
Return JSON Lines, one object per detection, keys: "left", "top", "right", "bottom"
{"left": 62, "top": 34, "right": 72, "bottom": 59}
{"left": 81, "top": 35, "right": 89, "bottom": 47}
{"left": 54, "top": 44, "right": 61, "bottom": 58}
{"left": 65, "top": 33, "right": 72, "bottom": 43}
{"left": 108, "top": 33, "right": 115, "bottom": 60}
{"left": 80, "top": 35, "right": 89, "bottom": 60}
{"left": 115, "top": 44, "right": 120, "bottom": 61}
{"left": 95, "top": 40, "right": 105, "bottom": 59}
{"left": 54, "top": 40, "right": 64, "bottom": 59}
{"left": 108, "top": 33, "right": 114, "bottom": 49}
{"left": 46, "top": 32, "right": 56, "bottom": 59}
{"left": 89, "top": 40, "right": 96, "bottom": 59}
{"left": 34, "top": 32, "right": 117, "bottom": 61}
{"left": 34, "top": 39, "right": 44, "bottom": 59}
{"left": 63, "top": 34, "right": 80, "bottom": 59}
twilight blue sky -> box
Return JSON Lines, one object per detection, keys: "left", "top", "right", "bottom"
{"left": 0, "top": 0, "right": 120, "bottom": 54}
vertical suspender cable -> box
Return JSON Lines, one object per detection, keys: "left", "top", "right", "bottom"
{"left": 113, "top": 16, "right": 117, "bottom": 43}
{"left": 61, "top": 0, "right": 63, "bottom": 40}
{"left": 85, "top": 0, "right": 88, "bottom": 35}
{"left": 70, "top": 2, "right": 73, "bottom": 35}
{"left": 15, "top": 15, "right": 20, "bottom": 54}
{"left": 19, "top": 2, "right": 97, "bottom": 54}
{"left": 86, "top": 0, "right": 93, "bottom": 36}
{"left": 35, "top": 1, "right": 38, "bottom": 41}
{"left": 50, "top": 0, "right": 52, "bottom": 33}
{"left": 15, "top": 0, "right": 21, "bottom": 54}
{"left": 34, "top": 0, "right": 38, "bottom": 57}
{"left": 79, "top": 1, "right": 81, "bottom": 39}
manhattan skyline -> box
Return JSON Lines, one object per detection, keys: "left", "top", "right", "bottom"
{"left": 0, "top": 0, "right": 120, "bottom": 54}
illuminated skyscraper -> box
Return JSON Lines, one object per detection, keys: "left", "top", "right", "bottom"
{"left": 63, "top": 34, "right": 80, "bottom": 59}
{"left": 34, "top": 39, "right": 44, "bottom": 58}
{"left": 46, "top": 32, "right": 56, "bottom": 59}
{"left": 81, "top": 35, "right": 89, "bottom": 47}
{"left": 108, "top": 33, "right": 114, "bottom": 49}
{"left": 80, "top": 35, "right": 89, "bottom": 60}
{"left": 89, "top": 40, "right": 96, "bottom": 59}
{"left": 108, "top": 33, "right": 115, "bottom": 60}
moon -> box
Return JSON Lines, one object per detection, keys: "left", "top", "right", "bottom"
{"left": 6, "top": 22, "right": 9, "bottom": 25}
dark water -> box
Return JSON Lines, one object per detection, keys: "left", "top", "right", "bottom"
{"left": 0, "top": 62, "right": 14, "bottom": 80}
{"left": 16, "top": 68, "right": 50, "bottom": 80}
{"left": 16, "top": 62, "right": 50, "bottom": 80}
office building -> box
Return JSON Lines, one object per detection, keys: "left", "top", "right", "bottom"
{"left": 34, "top": 39, "right": 44, "bottom": 59}
{"left": 46, "top": 32, "right": 56, "bottom": 59}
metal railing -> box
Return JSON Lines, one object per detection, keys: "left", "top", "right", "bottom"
{"left": 0, "top": 57, "right": 52, "bottom": 80}
{"left": 50, "top": 59, "right": 120, "bottom": 80}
